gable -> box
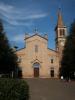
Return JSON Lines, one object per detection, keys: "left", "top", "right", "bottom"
{"left": 25, "top": 34, "right": 48, "bottom": 41}
{"left": 25, "top": 34, "right": 48, "bottom": 48}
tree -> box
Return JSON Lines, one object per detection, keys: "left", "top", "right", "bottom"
{"left": 60, "top": 20, "right": 75, "bottom": 80}
{"left": 0, "top": 19, "right": 19, "bottom": 77}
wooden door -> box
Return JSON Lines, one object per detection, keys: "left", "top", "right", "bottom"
{"left": 51, "top": 70, "right": 54, "bottom": 77}
{"left": 34, "top": 68, "right": 39, "bottom": 77}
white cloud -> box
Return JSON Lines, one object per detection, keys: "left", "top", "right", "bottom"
{"left": 11, "top": 34, "right": 24, "bottom": 42}
{"left": 0, "top": 3, "right": 14, "bottom": 13}
{"left": 0, "top": 2, "right": 48, "bottom": 26}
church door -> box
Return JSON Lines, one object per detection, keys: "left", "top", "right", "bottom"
{"left": 34, "top": 68, "right": 39, "bottom": 77}
{"left": 33, "top": 63, "right": 40, "bottom": 77}
{"left": 51, "top": 69, "right": 54, "bottom": 77}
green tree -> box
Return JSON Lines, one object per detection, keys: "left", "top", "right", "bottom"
{"left": 0, "top": 19, "right": 18, "bottom": 78}
{"left": 60, "top": 20, "right": 75, "bottom": 80}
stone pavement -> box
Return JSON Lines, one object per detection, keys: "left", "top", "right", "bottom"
{"left": 25, "top": 78, "right": 75, "bottom": 100}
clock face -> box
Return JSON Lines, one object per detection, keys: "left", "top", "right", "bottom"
{"left": 60, "top": 41, "right": 64, "bottom": 46}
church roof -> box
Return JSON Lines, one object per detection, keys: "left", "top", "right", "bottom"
{"left": 25, "top": 33, "right": 48, "bottom": 41}
{"left": 48, "top": 48, "right": 57, "bottom": 52}
{"left": 16, "top": 47, "right": 25, "bottom": 52}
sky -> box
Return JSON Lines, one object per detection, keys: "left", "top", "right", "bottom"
{"left": 0, "top": 0, "right": 75, "bottom": 49}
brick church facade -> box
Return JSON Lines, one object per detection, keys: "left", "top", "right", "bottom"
{"left": 16, "top": 10, "right": 67, "bottom": 78}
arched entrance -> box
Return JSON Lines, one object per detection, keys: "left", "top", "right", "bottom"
{"left": 33, "top": 63, "right": 40, "bottom": 77}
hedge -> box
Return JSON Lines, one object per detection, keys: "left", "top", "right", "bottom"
{"left": 0, "top": 78, "right": 29, "bottom": 100}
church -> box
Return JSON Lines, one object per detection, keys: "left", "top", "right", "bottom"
{"left": 16, "top": 10, "right": 67, "bottom": 78}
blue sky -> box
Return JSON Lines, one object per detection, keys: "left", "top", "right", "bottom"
{"left": 0, "top": 0, "right": 75, "bottom": 49}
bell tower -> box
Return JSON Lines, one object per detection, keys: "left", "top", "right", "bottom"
{"left": 55, "top": 9, "right": 67, "bottom": 59}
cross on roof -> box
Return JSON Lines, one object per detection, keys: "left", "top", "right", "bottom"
{"left": 34, "top": 27, "right": 38, "bottom": 33}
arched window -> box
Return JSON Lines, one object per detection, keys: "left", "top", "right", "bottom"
{"left": 50, "top": 56, "right": 55, "bottom": 64}
{"left": 60, "top": 29, "right": 65, "bottom": 36}
{"left": 51, "top": 59, "right": 53, "bottom": 63}
{"left": 35, "top": 45, "right": 38, "bottom": 52}
{"left": 62, "top": 29, "right": 65, "bottom": 36}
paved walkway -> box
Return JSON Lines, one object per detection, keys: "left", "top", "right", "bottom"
{"left": 25, "top": 78, "right": 75, "bottom": 100}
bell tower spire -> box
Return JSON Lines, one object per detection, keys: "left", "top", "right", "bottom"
{"left": 57, "top": 8, "right": 64, "bottom": 28}
{"left": 55, "top": 9, "right": 67, "bottom": 59}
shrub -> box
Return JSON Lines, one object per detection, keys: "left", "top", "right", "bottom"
{"left": 0, "top": 78, "right": 29, "bottom": 100}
